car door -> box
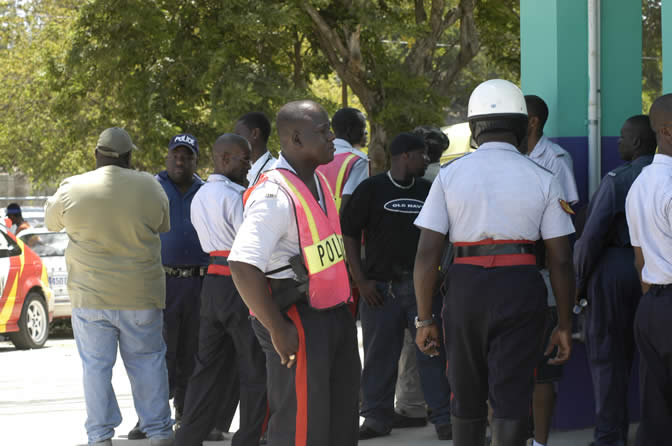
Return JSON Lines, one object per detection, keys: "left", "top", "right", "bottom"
{"left": 0, "top": 231, "right": 21, "bottom": 329}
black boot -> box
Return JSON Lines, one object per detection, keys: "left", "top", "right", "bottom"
{"left": 451, "top": 415, "right": 486, "bottom": 446}
{"left": 127, "top": 420, "right": 147, "bottom": 440}
{"left": 490, "top": 417, "right": 528, "bottom": 446}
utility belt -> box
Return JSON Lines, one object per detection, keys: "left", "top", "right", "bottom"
{"left": 453, "top": 239, "right": 536, "bottom": 268}
{"left": 208, "top": 250, "right": 231, "bottom": 276}
{"left": 164, "top": 265, "right": 207, "bottom": 278}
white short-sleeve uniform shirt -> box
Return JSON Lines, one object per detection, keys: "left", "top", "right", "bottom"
{"left": 190, "top": 174, "right": 246, "bottom": 253}
{"left": 229, "top": 154, "right": 327, "bottom": 280}
{"left": 529, "top": 136, "right": 579, "bottom": 205}
{"left": 415, "top": 142, "right": 575, "bottom": 242}
{"left": 625, "top": 154, "right": 672, "bottom": 285}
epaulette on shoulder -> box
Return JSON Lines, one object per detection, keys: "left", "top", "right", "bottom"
{"left": 441, "top": 152, "right": 472, "bottom": 169}
{"left": 608, "top": 163, "right": 631, "bottom": 177}
{"left": 516, "top": 152, "right": 554, "bottom": 174}
{"left": 556, "top": 152, "right": 566, "bottom": 158}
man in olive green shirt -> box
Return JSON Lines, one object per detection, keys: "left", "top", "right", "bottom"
{"left": 45, "top": 127, "right": 173, "bottom": 446}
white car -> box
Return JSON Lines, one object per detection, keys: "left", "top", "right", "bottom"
{"left": 18, "top": 228, "right": 70, "bottom": 320}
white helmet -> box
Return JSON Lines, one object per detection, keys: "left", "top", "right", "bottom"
{"left": 467, "top": 79, "right": 527, "bottom": 120}
{"left": 467, "top": 79, "right": 528, "bottom": 146}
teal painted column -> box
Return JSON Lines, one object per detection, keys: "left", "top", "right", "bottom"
{"left": 521, "top": 0, "right": 589, "bottom": 202}
{"left": 664, "top": 0, "right": 672, "bottom": 93}
{"left": 521, "top": 0, "right": 641, "bottom": 204}
{"left": 600, "top": 1, "right": 642, "bottom": 139}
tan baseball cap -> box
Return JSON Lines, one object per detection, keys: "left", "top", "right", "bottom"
{"left": 95, "top": 127, "right": 138, "bottom": 158}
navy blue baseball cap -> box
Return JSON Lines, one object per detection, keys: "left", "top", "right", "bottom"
{"left": 168, "top": 133, "right": 199, "bottom": 155}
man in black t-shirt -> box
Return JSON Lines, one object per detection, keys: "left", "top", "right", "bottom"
{"left": 342, "top": 133, "right": 452, "bottom": 441}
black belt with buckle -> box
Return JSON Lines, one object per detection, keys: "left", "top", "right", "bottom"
{"left": 164, "top": 266, "right": 207, "bottom": 278}
{"left": 454, "top": 243, "right": 535, "bottom": 258}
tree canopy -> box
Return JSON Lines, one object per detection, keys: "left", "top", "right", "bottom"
{"left": 0, "top": 0, "right": 521, "bottom": 183}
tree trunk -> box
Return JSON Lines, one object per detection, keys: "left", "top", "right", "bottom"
{"left": 367, "top": 121, "right": 387, "bottom": 174}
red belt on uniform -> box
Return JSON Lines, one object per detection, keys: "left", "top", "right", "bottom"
{"left": 208, "top": 250, "right": 231, "bottom": 276}
{"left": 453, "top": 239, "right": 536, "bottom": 268}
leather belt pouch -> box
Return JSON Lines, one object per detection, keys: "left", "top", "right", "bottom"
{"left": 269, "top": 278, "right": 307, "bottom": 312}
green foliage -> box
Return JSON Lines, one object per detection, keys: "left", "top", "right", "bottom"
{"left": 0, "top": 0, "right": 88, "bottom": 187}
{"left": 642, "top": 0, "right": 661, "bottom": 114}
{"left": 0, "top": 0, "right": 521, "bottom": 182}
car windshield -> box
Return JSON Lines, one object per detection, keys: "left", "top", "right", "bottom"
{"left": 21, "top": 233, "right": 68, "bottom": 257}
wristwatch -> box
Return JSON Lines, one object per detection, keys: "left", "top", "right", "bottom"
{"left": 414, "top": 315, "right": 435, "bottom": 328}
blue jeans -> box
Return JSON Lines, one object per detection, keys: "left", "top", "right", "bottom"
{"left": 72, "top": 307, "right": 173, "bottom": 445}
{"left": 359, "top": 279, "right": 451, "bottom": 432}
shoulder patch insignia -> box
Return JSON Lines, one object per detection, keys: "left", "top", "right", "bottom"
{"left": 608, "top": 171, "right": 616, "bottom": 177}
{"left": 556, "top": 153, "right": 566, "bottom": 158}
{"left": 559, "top": 199, "right": 575, "bottom": 215}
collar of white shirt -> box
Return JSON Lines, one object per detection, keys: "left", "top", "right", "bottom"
{"left": 251, "top": 150, "right": 273, "bottom": 167}
{"left": 653, "top": 153, "right": 672, "bottom": 167}
{"left": 206, "top": 173, "right": 246, "bottom": 192}
{"left": 529, "top": 135, "right": 551, "bottom": 159}
{"left": 333, "top": 138, "right": 368, "bottom": 159}
{"left": 477, "top": 141, "right": 520, "bottom": 153}
{"left": 274, "top": 153, "right": 326, "bottom": 208}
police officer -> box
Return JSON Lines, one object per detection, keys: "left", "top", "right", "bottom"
{"left": 575, "top": 115, "right": 655, "bottom": 446}
{"left": 341, "top": 133, "right": 452, "bottom": 440}
{"left": 413, "top": 79, "right": 575, "bottom": 446}
{"left": 129, "top": 133, "right": 209, "bottom": 440}
{"left": 316, "top": 107, "right": 369, "bottom": 213}
{"left": 234, "top": 112, "right": 277, "bottom": 186}
{"left": 175, "top": 134, "right": 266, "bottom": 446}
{"left": 524, "top": 94, "right": 579, "bottom": 446}
{"left": 229, "top": 100, "right": 360, "bottom": 446}
{"left": 625, "top": 94, "right": 672, "bottom": 445}
{"left": 525, "top": 95, "right": 579, "bottom": 204}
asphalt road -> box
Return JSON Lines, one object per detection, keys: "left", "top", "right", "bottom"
{"left": 0, "top": 326, "right": 634, "bottom": 446}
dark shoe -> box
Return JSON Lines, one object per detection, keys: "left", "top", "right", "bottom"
{"left": 392, "top": 412, "right": 427, "bottom": 428}
{"left": 490, "top": 418, "right": 528, "bottom": 446}
{"left": 451, "top": 415, "right": 487, "bottom": 445}
{"left": 358, "top": 425, "right": 390, "bottom": 440}
{"left": 206, "top": 428, "right": 225, "bottom": 441}
{"left": 128, "top": 420, "right": 147, "bottom": 440}
{"left": 435, "top": 423, "right": 453, "bottom": 440}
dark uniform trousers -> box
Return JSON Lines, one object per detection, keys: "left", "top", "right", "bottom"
{"left": 251, "top": 303, "right": 360, "bottom": 446}
{"left": 174, "top": 274, "right": 267, "bottom": 446}
{"left": 163, "top": 274, "right": 203, "bottom": 414}
{"left": 634, "top": 285, "right": 672, "bottom": 446}
{"left": 359, "top": 278, "right": 452, "bottom": 432}
{"left": 585, "top": 247, "right": 641, "bottom": 446}
{"left": 442, "top": 264, "right": 547, "bottom": 420}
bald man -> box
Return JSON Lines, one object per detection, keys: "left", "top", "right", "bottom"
{"left": 229, "top": 101, "right": 360, "bottom": 446}
{"left": 575, "top": 115, "right": 656, "bottom": 446}
{"left": 175, "top": 134, "right": 267, "bottom": 446}
{"left": 626, "top": 96, "right": 672, "bottom": 445}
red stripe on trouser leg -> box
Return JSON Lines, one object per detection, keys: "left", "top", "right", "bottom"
{"left": 286, "top": 305, "right": 308, "bottom": 446}
{"left": 348, "top": 287, "right": 360, "bottom": 318}
{"left": 261, "top": 402, "right": 270, "bottom": 436}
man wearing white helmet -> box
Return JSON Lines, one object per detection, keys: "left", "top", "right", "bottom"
{"left": 412, "top": 79, "right": 575, "bottom": 446}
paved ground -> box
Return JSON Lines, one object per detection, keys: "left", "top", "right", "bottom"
{"left": 0, "top": 327, "right": 637, "bottom": 446}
